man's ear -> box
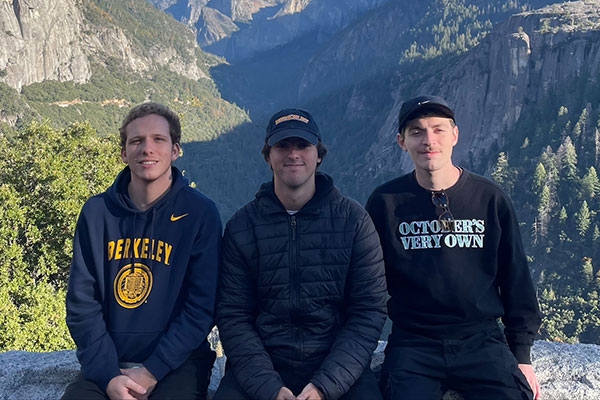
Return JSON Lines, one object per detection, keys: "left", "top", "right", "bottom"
{"left": 452, "top": 125, "right": 459, "bottom": 147}
{"left": 265, "top": 152, "right": 274, "bottom": 171}
{"left": 171, "top": 143, "right": 181, "bottom": 161}
{"left": 397, "top": 133, "right": 407, "bottom": 151}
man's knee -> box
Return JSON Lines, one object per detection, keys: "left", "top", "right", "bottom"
{"left": 212, "top": 370, "right": 251, "bottom": 400}
{"left": 61, "top": 373, "right": 107, "bottom": 400}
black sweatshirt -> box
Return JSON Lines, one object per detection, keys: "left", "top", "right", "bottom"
{"left": 366, "top": 169, "right": 541, "bottom": 364}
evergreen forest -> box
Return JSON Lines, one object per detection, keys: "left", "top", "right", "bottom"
{"left": 490, "top": 78, "right": 600, "bottom": 344}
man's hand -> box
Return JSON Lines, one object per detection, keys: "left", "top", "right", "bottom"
{"left": 275, "top": 386, "right": 296, "bottom": 400}
{"left": 106, "top": 375, "right": 147, "bottom": 400}
{"left": 296, "top": 383, "right": 323, "bottom": 400}
{"left": 518, "top": 363, "right": 541, "bottom": 400}
{"left": 121, "top": 366, "right": 158, "bottom": 400}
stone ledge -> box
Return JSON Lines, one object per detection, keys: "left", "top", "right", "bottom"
{"left": 1, "top": 341, "right": 599, "bottom": 400}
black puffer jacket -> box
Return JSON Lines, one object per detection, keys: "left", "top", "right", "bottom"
{"left": 216, "top": 173, "right": 387, "bottom": 400}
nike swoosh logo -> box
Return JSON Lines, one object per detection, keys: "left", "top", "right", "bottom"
{"left": 170, "top": 213, "right": 189, "bottom": 222}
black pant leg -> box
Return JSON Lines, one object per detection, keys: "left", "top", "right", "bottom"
{"left": 446, "top": 329, "right": 534, "bottom": 400}
{"left": 340, "top": 367, "right": 383, "bottom": 400}
{"left": 211, "top": 369, "right": 253, "bottom": 400}
{"left": 151, "top": 349, "right": 217, "bottom": 400}
{"left": 379, "top": 338, "right": 447, "bottom": 400}
{"left": 61, "top": 373, "right": 109, "bottom": 400}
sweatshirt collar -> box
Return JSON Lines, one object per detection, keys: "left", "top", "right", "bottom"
{"left": 108, "top": 166, "right": 187, "bottom": 213}
{"left": 257, "top": 172, "right": 335, "bottom": 215}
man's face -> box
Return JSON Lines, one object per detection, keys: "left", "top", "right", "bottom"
{"left": 398, "top": 116, "right": 458, "bottom": 174}
{"left": 267, "top": 137, "right": 321, "bottom": 192}
{"left": 121, "top": 114, "right": 180, "bottom": 186}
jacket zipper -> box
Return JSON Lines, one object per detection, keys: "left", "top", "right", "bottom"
{"left": 289, "top": 215, "right": 301, "bottom": 360}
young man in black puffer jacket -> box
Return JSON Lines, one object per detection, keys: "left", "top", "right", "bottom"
{"left": 214, "top": 108, "right": 388, "bottom": 400}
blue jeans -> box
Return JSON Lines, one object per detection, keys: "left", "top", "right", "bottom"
{"left": 379, "top": 327, "right": 533, "bottom": 400}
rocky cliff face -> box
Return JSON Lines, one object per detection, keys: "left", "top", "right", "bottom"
{"left": 297, "top": 1, "right": 418, "bottom": 103}
{"left": 217, "top": 0, "right": 389, "bottom": 62}
{"left": 361, "top": 0, "right": 600, "bottom": 178}
{"left": 154, "top": 0, "right": 389, "bottom": 61}
{"left": 0, "top": 0, "right": 90, "bottom": 91}
{"left": 154, "top": 0, "right": 288, "bottom": 46}
{"left": 0, "top": 0, "right": 209, "bottom": 92}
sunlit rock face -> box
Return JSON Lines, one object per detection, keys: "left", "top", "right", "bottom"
{"left": 0, "top": 0, "right": 208, "bottom": 92}
{"left": 0, "top": 0, "right": 90, "bottom": 91}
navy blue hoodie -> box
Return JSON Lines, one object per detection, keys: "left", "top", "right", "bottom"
{"left": 66, "top": 166, "right": 221, "bottom": 391}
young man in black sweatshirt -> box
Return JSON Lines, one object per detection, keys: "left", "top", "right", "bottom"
{"left": 366, "top": 95, "right": 542, "bottom": 400}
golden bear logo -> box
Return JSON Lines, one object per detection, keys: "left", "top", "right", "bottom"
{"left": 114, "top": 263, "right": 153, "bottom": 309}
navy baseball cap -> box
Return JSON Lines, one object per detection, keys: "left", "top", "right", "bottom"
{"left": 265, "top": 108, "right": 321, "bottom": 146}
{"left": 397, "top": 95, "right": 455, "bottom": 133}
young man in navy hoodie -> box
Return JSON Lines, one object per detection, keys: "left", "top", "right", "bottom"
{"left": 366, "top": 95, "right": 542, "bottom": 400}
{"left": 62, "top": 102, "right": 221, "bottom": 400}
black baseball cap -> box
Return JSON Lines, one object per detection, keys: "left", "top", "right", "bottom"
{"left": 397, "top": 95, "right": 455, "bottom": 133}
{"left": 265, "top": 108, "right": 321, "bottom": 146}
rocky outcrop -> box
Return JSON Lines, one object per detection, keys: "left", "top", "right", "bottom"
{"left": 297, "top": 1, "right": 419, "bottom": 103}
{"left": 0, "top": 0, "right": 90, "bottom": 91}
{"left": 153, "top": 0, "right": 283, "bottom": 46}
{"left": 0, "top": 0, "right": 210, "bottom": 92}
{"left": 0, "top": 349, "right": 225, "bottom": 400}
{"left": 361, "top": 0, "right": 600, "bottom": 178}
{"left": 211, "top": 0, "right": 389, "bottom": 61}
{"left": 198, "top": 7, "right": 240, "bottom": 46}
{"left": 1, "top": 341, "right": 599, "bottom": 399}
{"left": 154, "top": 0, "right": 389, "bottom": 60}
{"left": 231, "top": 0, "right": 281, "bottom": 22}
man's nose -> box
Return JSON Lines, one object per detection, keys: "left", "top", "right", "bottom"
{"left": 288, "top": 147, "right": 301, "bottom": 156}
{"left": 140, "top": 141, "right": 154, "bottom": 154}
{"left": 422, "top": 129, "right": 435, "bottom": 144}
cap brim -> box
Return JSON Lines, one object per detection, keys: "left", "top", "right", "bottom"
{"left": 399, "top": 104, "right": 454, "bottom": 132}
{"left": 267, "top": 129, "right": 319, "bottom": 146}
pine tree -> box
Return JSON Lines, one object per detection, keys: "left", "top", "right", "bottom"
{"left": 537, "top": 185, "right": 552, "bottom": 240}
{"left": 559, "top": 207, "right": 568, "bottom": 224}
{"left": 573, "top": 108, "right": 588, "bottom": 140}
{"left": 557, "top": 136, "right": 578, "bottom": 182}
{"left": 581, "top": 167, "right": 600, "bottom": 199}
{"left": 582, "top": 257, "right": 594, "bottom": 283}
{"left": 575, "top": 201, "right": 592, "bottom": 237}
{"left": 491, "top": 152, "right": 514, "bottom": 195}
{"left": 533, "top": 162, "right": 547, "bottom": 194}
{"left": 595, "top": 124, "right": 600, "bottom": 166}
{"left": 540, "top": 145, "right": 559, "bottom": 184}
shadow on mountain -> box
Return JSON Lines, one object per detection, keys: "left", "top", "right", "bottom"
{"left": 209, "top": 31, "right": 320, "bottom": 116}
{"left": 176, "top": 119, "right": 272, "bottom": 223}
